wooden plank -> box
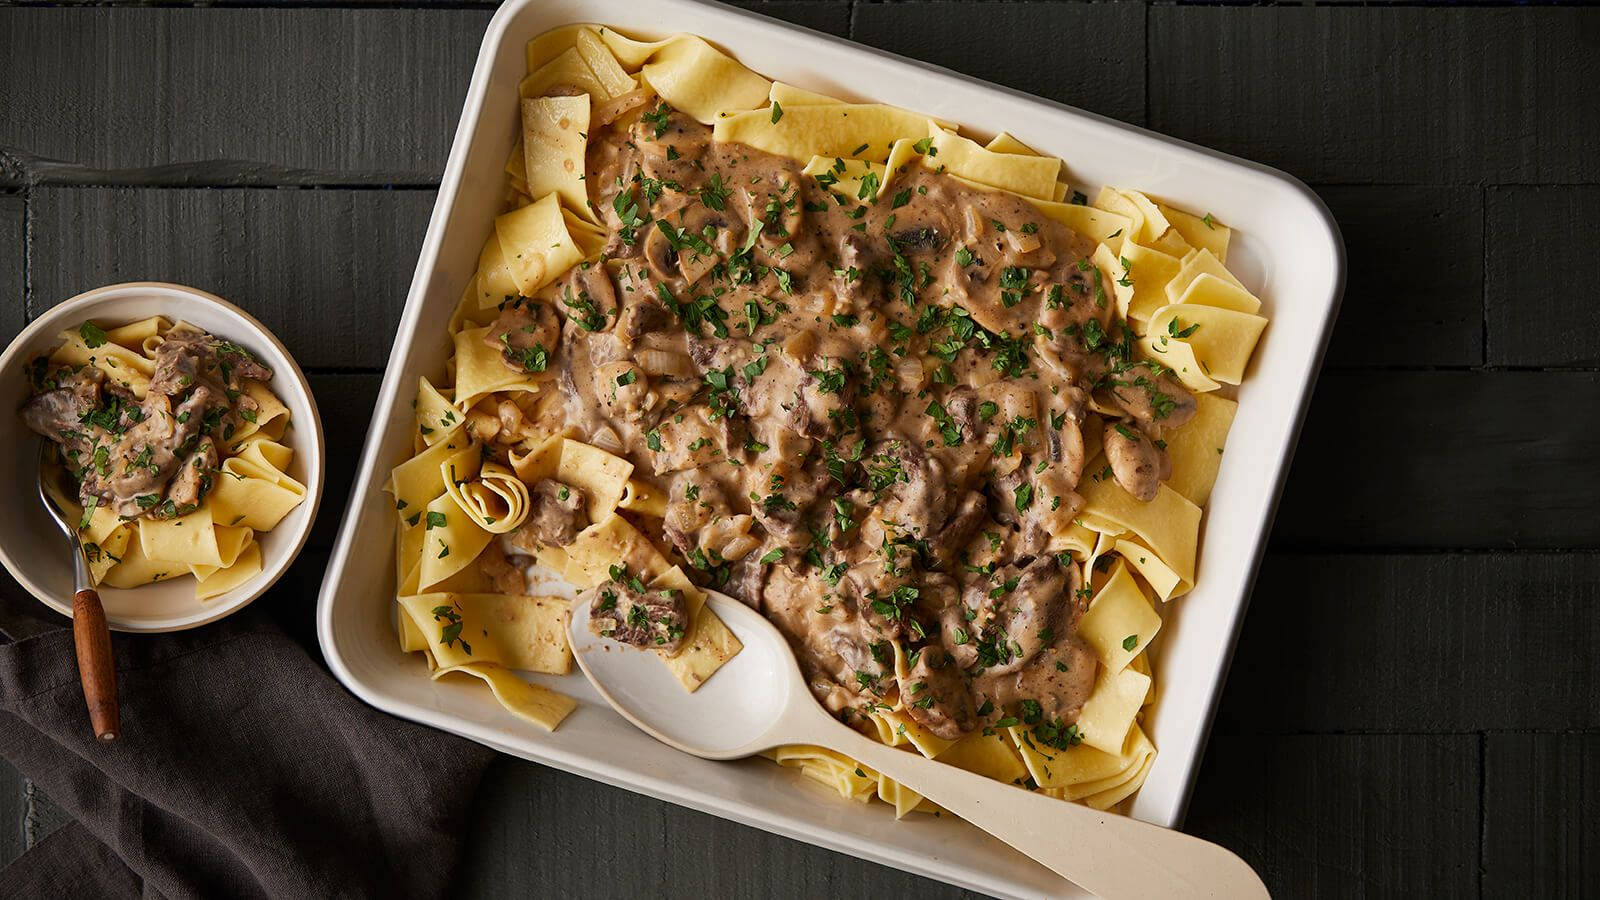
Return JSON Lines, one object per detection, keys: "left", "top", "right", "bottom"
{"left": 851, "top": 1, "right": 1146, "bottom": 126}
{"left": 27, "top": 187, "right": 433, "bottom": 370}
{"left": 306, "top": 373, "right": 381, "bottom": 550}
{"left": 1185, "top": 734, "right": 1480, "bottom": 896}
{"left": 1273, "top": 372, "right": 1600, "bottom": 549}
{"left": 1482, "top": 733, "right": 1600, "bottom": 897}
{"left": 1316, "top": 186, "right": 1483, "bottom": 368}
{"left": 0, "top": 8, "right": 489, "bottom": 184}
{"left": 1148, "top": 8, "right": 1600, "bottom": 184}
{"left": 1216, "top": 553, "right": 1600, "bottom": 733}
{"left": 458, "top": 757, "right": 977, "bottom": 899}
{"left": 735, "top": 1, "right": 852, "bottom": 38}
{"left": 1486, "top": 185, "right": 1600, "bottom": 367}
{"left": 0, "top": 195, "right": 23, "bottom": 342}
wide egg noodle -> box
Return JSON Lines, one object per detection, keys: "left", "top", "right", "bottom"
{"left": 768, "top": 81, "right": 844, "bottom": 107}
{"left": 521, "top": 46, "right": 617, "bottom": 103}
{"left": 209, "top": 438, "right": 306, "bottom": 532}
{"left": 414, "top": 377, "right": 462, "bottom": 447}
{"left": 50, "top": 327, "right": 155, "bottom": 397}
{"left": 1165, "top": 247, "right": 1248, "bottom": 304}
{"left": 466, "top": 464, "right": 533, "bottom": 534}
{"left": 1138, "top": 328, "right": 1221, "bottom": 393}
{"left": 495, "top": 193, "right": 584, "bottom": 297}
{"left": 521, "top": 94, "right": 592, "bottom": 218}
{"left": 433, "top": 661, "right": 577, "bottom": 732}
{"left": 922, "top": 125, "right": 1060, "bottom": 202}
{"left": 386, "top": 424, "right": 469, "bottom": 518}
{"left": 1114, "top": 536, "right": 1186, "bottom": 603}
{"left": 1022, "top": 723, "right": 1155, "bottom": 802}
{"left": 932, "top": 730, "right": 1028, "bottom": 785}
{"left": 508, "top": 432, "right": 564, "bottom": 485}
{"left": 138, "top": 503, "right": 224, "bottom": 570}
{"left": 452, "top": 325, "right": 541, "bottom": 412}
{"left": 1078, "top": 472, "right": 1202, "bottom": 599}
{"left": 475, "top": 235, "right": 521, "bottom": 310}
{"left": 194, "top": 540, "right": 262, "bottom": 601}
{"left": 1074, "top": 663, "right": 1153, "bottom": 755}
{"left": 102, "top": 534, "right": 189, "bottom": 589}
{"left": 1173, "top": 272, "right": 1263, "bottom": 315}
{"left": 1076, "top": 560, "right": 1163, "bottom": 673}
{"left": 564, "top": 513, "right": 670, "bottom": 588}
{"left": 398, "top": 592, "right": 572, "bottom": 675}
{"left": 1033, "top": 200, "right": 1133, "bottom": 253}
{"left": 224, "top": 380, "right": 290, "bottom": 449}
{"left": 713, "top": 103, "right": 938, "bottom": 164}
{"left": 1162, "top": 392, "right": 1238, "bottom": 508}
{"left": 648, "top": 565, "right": 743, "bottom": 693}
{"left": 617, "top": 479, "right": 667, "bottom": 517}
{"left": 639, "top": 35, "right": 770, "bottom": 125}
{"left": 106, "top": 315, "right": 171, "bottom": 350}
{"left": 574, "top": 27, "right": 636, "bottom": 99}
{"left": 415, "top": 493, "right": 494, "bottom": 592}
{"left": 1158, "top": 203, "right": 1230, "bottom": 262}
{"left": 1117, "top": 241, "right": 1184, "bottom": 329}
{"left": 556, "top": 438, "right": 633, "bottom": 522}
{"left": 1146, "top": 303, "right": 1269, "bottom": 386}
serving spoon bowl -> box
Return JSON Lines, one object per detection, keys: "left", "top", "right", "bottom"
{"left": 569, "top": 590, "right": 1266, "bottom": 899}
{"left": 36, "top": 443, "right": 120, "bottom": 742}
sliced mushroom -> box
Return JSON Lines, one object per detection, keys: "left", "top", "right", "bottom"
{"left": 1103, "top": 419, "right": 1168, "bottom": 502}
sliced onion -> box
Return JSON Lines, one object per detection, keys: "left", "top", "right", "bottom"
{"left": 593, "top": 87, "right": 652, "bottom": 127}
{"left": 590, "top": 424, "right": 624, "bottom": 455}
{"left": 634, "top": 349, "right": 695, "bottom": 377}
{"left": 896, "top": 357, "right": 925, "bottom": 391}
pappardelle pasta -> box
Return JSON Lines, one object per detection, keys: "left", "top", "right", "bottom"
{"left": 388, "top": 24, "right": 1268, "bottom": 815}
{"left": 22, "top": 318, "right": 306, "bottom": 599}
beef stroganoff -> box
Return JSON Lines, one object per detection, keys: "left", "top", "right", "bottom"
{"left": 388, "top": 24, "right": 1268, "bottom": 815}
{"left": 22, "top": 318, "right": 307, "bottom": 598}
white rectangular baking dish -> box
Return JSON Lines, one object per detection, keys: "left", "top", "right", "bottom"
{"left": 317, "top": 1, "right": 1343, "bottom": 895}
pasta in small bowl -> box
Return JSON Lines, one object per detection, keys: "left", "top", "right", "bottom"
{"left": 0, "top": 282, "right": 324, "bottom": 632}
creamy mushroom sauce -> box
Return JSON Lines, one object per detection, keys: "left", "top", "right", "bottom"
{"left": 483, "top": 102, "right": 1198, "bottom": 743}
{"left": 23, "top": 323, "right": 274, "bottom": 521}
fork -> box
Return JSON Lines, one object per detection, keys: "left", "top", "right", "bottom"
{"left": 36, "top": 443, "right": 120, "bottom": 742}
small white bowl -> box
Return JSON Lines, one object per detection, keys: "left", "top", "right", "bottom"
{"left": 0, "top": 282, "right": 325, "bottom": 632}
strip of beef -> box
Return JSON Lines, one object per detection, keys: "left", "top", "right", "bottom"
{"left": 149, "top": 327, "right": 272, "bottom": 397}
{"left": 165, "top": 439, "right": 219, "bottom": 516}
{"left": 81, "top": 386, "right": 211, "bottom": 517}
{"left": 511, "top": 479, "right": 587, "bottom": 549}
{"left": 483, "top": 298, "right": 561, "bottom": 374}
{"left": 961, "top": 555, "right": 1071, "bottom": 677}
{"left": 899, "top": 646, "right": 977, "bottom": 740}
{"left": 21, "top": 366, "right": 108, "bottom": 459}
{"left": 585, "top": 579, "right": 690, "bottom": 656}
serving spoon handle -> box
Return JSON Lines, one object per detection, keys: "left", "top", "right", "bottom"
{"left": 793, "top": 712, "right": 1266, "bottom": 899}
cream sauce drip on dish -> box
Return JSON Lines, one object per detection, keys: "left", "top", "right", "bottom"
{"left": 478, "top": 101, "right": 1197, "bottom": 742}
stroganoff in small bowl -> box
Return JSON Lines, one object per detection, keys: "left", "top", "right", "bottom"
{"left": 0, "top": 282, "right": 325, "bottom": 632}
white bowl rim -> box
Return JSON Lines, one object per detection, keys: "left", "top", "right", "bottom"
{"left": 0, "top": 281, "right": 326, "bottom": 633}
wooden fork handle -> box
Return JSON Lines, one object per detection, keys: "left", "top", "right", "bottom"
{"left": 71, "top": 589, "right": 119, "bottom": 742}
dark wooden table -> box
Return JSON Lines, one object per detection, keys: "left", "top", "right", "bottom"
{"left": 2, "top": 2, "right": 1596, "bottom": 896}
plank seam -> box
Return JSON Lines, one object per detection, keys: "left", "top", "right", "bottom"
{"left": 1477, "top": 731, "right": 1488, "bottom": 896}
{"left": 21, "top": 190, "right": 31, "bottom": 323}
{"left": 1480, "top": 184, "right": 1490, "bottom": 368}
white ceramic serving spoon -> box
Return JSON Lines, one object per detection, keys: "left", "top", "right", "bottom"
{"left": 569, "top": 590, "right": 1267, "bottom": 899}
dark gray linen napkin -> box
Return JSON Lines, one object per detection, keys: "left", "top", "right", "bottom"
{"left": 0, "top": 585, "right": 494, "bottom": 899}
